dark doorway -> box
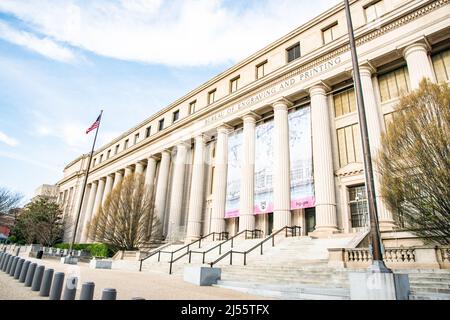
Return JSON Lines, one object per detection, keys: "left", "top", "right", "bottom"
{"left": 268, "top": 213, "right": 274, "bottom": 235}
{"left": 305, "top": 207, "right": 316, "bottom": 234}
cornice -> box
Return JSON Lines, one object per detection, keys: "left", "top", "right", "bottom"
{"left": 63, "top": 0, "right": 448, "bottom": 181}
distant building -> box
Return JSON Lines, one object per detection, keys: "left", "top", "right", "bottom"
{"left": 32, "top": 184, "right": 59, "bottom": 202}
{"left": 0, "top": 208, "right": 22, "bottom": 239}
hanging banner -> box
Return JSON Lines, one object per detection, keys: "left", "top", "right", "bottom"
{"left": 225, "top": 106, "right": 314, "bottom": 218}
{"left": 289, "top": 106, "right": 315, "bottom": 209}
{"left": 254, "top": 120, "right": 275, "bottom": 214}
{"left": 224, "top": 128, "right": 243, "bottom": 218}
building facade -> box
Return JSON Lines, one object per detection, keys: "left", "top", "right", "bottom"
{"left": 56, "top": 0, "right": 450, "bottom": 244}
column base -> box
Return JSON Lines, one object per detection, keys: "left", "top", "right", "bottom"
{"left": 379, "top": 220, "right": 396, "bottom": 231}
{"left": 309, "top": 226, "right": 339, "bottom": 238}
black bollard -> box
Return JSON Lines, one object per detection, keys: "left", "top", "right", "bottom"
{"left": 5, "top": 255, "right": 13, "bottom": 274}
{"left": 101, "top": 288, "right": 117, "bottom": 300}
{"left": 13, "top": 258, "right": 24, "bottom": 279}
{"left": 62, "top": 276, "right": 78, "bottom": 300}
{"left": 3, "top": 254, "right": 11, "bottom": 271}
{"left": 19, "top": 260, "right": 31, "bottom": 283}
{"left": 9, "top": 257, "right": 19, "bottom": 276}
{"left": 0, "top": 252, "right": 4, "bottom": 267}
{"left": 31, "top": 265, "right": 45, "bottom": 291}
{"left": 39, "top": 268, "right": 54, "bottom": 297}
{"left": 49, "top": 272, "right": 65, "bottom": 300}
{"left": 24, "top": 262, "right": 37, "bottom": 287}
{"left": 0, "top": 253, "right": 6, "bottom": 270}
{"left": 79, "top": 282, "right": 95, "bottom": 300}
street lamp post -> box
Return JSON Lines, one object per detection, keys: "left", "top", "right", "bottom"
{"left": 343, "top": 0, "right": 391, "bottom": 273}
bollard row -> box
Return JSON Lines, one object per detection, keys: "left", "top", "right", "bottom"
{"left": 0, "top": 252, "right": 126, "bottom": 300}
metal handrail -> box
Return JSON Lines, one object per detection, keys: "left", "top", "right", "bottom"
{"left": 139, "top": 231, "right": 228, "bottom": 272}
{"left": 189, "top": 229, "right": 263, "bottom": 264}
{"left": 209, "top": 225, "right": 301, "bottom": 267}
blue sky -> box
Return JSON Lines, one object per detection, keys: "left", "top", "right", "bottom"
{"left": 0, "top": 0, "right": 338, "bottom": 203}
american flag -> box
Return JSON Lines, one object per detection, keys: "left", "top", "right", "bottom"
{"left": 86, "top": 114, "right": 102, "bottom": 134}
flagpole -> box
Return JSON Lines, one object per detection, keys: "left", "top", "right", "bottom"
{"left": 68, "top": 110, "right": 103, "bottom": 256}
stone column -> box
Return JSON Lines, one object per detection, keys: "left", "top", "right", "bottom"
{"left": 102, "top": 175, "right": 114, "bottom": 205}
{"left": 186, "top": 135, "right": 208, "bottom": 240}
{"left": 403, "top": 42, "right": 435, "bottom": 89}
{"left": 273, "top": 99, "right": 292, "bottom": 230}
{"left": 88, "top": 178, "right": 105, "bottom": 241}
{"left": 145, "top": 157, "right": 158, "bottom": 191}
{"left": 360, "top": 65, "right": 395, "bottom": 230}
{"left": 309, "top": 84, "right": 338, "bottom": 234}
{"left": 211, "top": 124, "right": 233, "bottom": 233}
{"left": 167, "top": 142, "right": 189, "bottom": 239}
{"left": 239, "top": 113, "right": 260, "bottom": 231}
{"left": 80, "top": 181, "right": 98, "bottom": 242}
{"left": 135, "top": 162, "right": 145, "bottom": 175}
{"left": 113, "top": 170, "right": 123, "bottom": 189}
{"left": 124, "top": 166, "right": 133, "bottom": 178}
{"left": 144, "top": 156, "right": 158, "bottom": 238}
{"left": 153, "top": 150, "right": 171, "bottom": 237}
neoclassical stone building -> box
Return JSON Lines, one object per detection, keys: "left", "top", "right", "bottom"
{"left": 56, "top": 0, "right": 450, "bottom": 244}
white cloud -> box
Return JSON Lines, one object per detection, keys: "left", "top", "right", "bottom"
{"left": 0, "top": 150, "right": 59, "bottom": 172}
{"left": 0, "top": 0, "right": 339, "bottom": 66}
{"left": 0, "top": 131, "right": 18, "bottom": 146}
{"left": 0, "top": 20, "right": 76, "bottom": 62}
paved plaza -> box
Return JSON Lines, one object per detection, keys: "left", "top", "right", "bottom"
{"left": 0, "top": 257, "right": 267, "bottom": 300}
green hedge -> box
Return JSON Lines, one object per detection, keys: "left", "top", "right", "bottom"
{"left": 54, "top": 243, "right": 113, "bottom": 257}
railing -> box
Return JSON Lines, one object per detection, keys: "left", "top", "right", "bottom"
{"left": 209, "top": 226, "right": 301, "bottom": 268}
{"left": 139, "top": 231, "right": 228, "bottom": 272}
{"left": 345, "top": 247, "right": 416, "bottom": 264}
{"left": 189, "top": 229, "right": 263, "bottom": 264}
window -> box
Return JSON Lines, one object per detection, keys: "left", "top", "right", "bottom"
{"left": 432, "top": 49, "right": 450, "bottom": 83}
{"left": 334, "top": 88, "right": 356, "bottom": 117}
{"left": 115, "top": 144, "right": 120, "bottom": 155}
{"left": 145, "top": 126, "right": 151, "bottom": 138}
{"left": 286, "top": 42, "right": 300, "bottom": 63}
{"left": 383, "top": 111, "right": 400, "bottom": 130}
{"left": 348, "top": 185, "right": 368, "bottom": 228}
{"left": 99, "top": 154, "right": 103, "bottom": 163}
{"left": 323, "top": 23, "right": 338, "bottom": 45}
{"left": 256, "top": 61, "right": 267, "bottom": 79}
{"left": 337, "top": 124, "right": 363, "bottom": 167}
{"left": 92, "top": 158, "right": 96, "bottom": 167}
{"left": 378, "top": 66, "right": 410, "bottom": 102}
{"left": 134, "top": 133, "right": 139, "bottom": 144}
{"left": 158, "top": 118, "right": 164, "bottom": 131}
{"left": 208, "top": 89, "right": 216, "bottom": 105}
{"left": 107, "top": 150, "right": 111, "bottom": 159}
{"left": 230, "top": 76, "right": 239, "bottom": 93}
{"left": 172, "top": 110, "right": 180, "bottom": 123}
{"left": 124, "top": 139, "right": 129, "bottom": 150}
{"left": 189, "top": 100, "right": 196, "bottom": 114}
{"left": 365, "top": 1, "right": 385, "bottom": 22}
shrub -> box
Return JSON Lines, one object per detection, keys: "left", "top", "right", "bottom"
{"left": 54, "top": 242, "right": 113, "bottom": 257}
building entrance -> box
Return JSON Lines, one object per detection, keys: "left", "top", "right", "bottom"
{"left": 305, "top": 207, "right": 316, "bottom": 235}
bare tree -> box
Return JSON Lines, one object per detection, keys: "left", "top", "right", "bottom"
{"left": 12, "top": 198, "right": 66, "bottom": 245}
{"left": 88, "top": 173, "right": 160, "bottom": 251}
{"left": 0, "top": 187, "right": 22, "bottom": 215}
{"left": 377, "top": 79, "right": 450, "bottom": 245}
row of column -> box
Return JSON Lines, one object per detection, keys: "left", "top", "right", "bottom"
{"left": 69, "top": 41, "right": 435, "bottom": 242}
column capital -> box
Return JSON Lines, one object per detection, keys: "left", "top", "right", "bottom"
{"left": 402, "top": 41, "right": 430, "bottom": 59}
{"left": 194, "top": 133, "right": 210, "bottom": 144}
{"left": 175, "top": 140, "right": 191, "bottom": 149}
{"left": 217, "top": 124, "right": 233, "bottom": 134}
{"left": 242, "top": 111, "right": 261, "bottom": 124}
{"left": 359, "top": 62, "right": 377, "bottom": 77}
{"left": 160, "top": 149, "right": 172, "bottom": 158}
{"left": 148, "top": 154, "right": 160, "bottom": 161}
{"left": 272, "top": 97, "right": 293, "bottom": 111}
{"left": 309, "top": 81, "right": 331, "bottom": 96}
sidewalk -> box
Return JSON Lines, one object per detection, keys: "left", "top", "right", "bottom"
{"left": 0, "top": 257, "right": 268, "bottom": 300}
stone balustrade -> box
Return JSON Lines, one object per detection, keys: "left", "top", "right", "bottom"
{"left": 328, "top": 246, "right": 450, "bottom": 269}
